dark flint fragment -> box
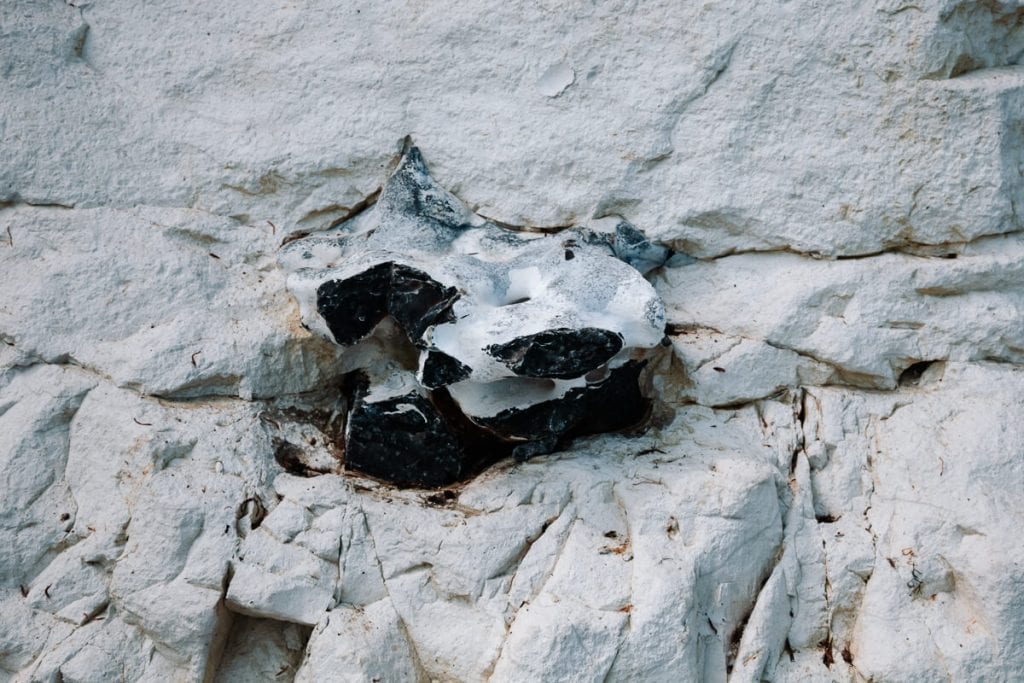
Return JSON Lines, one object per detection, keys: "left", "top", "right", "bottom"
{"left": 487, "top": 327, "right": 624, "bottom": 380}
{"left": 344, "top": 389, "right": 465, "bottom": 488}
{"left": 388, "top": 264, "right": 459, "bottom": 342}
{"left": 316, "top": 263, "right": 459, "bottom": 347}
{"left": 476, "top": 361, "right": 648, "bottom": 445}
{"left": 316, "top": 263, "right": 391, "bottom": 345}
{"left": 295, "top": 146, "right": 665, "bottom": 488}
{"left": 420, "top": 348, "right": 472, "bottom": 389}
{"left": 612, "top": 221, "right": 670, "bottom": 274}
{"left": 382, "top": 146, "right": 471, "bottom": 232}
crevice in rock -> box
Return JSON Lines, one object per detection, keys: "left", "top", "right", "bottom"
{"left": 611, "top": 485, "right": 635, "bottom": 623}
{"left": 285, "top": 190, "right": 385, "bottom": 239}
{"left": 359, "top": 513, "right": 430, "bottom": 680}
{"left": 0, "top": 198, "right": 77, "bottom": 211}
{"left": 725, "top": 603, "right": 753, "bottom": 675}
{"left": 668, "top": 227, "right": 1024, "bottom": 263}
{"left": 897, "top": 360, "right": 944, "bottom": 387}
{"left": 487, "top": 503, "right": 576, "bottom": 677}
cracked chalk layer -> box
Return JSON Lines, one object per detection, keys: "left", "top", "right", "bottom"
{"left": 282, "top": 146, "right": 667, "bottom": 486}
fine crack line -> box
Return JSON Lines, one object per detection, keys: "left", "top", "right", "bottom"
{"left": 601, "top": 485, "right": 636, "bottom": 682}
{"left": 683, "top": 227, "right": 1024, "bottom": 263}
{"left": 2, "top": 355, "right": 251, "bottom": 405}
{"left": 1, "top": 344, "right": 338, "bottom": 407}
{"left": 486, "top": 503, "right": 576, "bottom": 679}
{"left": 360, "top": 509, "right": 430, "bottom": 681}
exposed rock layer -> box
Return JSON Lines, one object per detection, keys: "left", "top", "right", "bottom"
{"left": 2, "top": 0, "right": 1024, "bottom": 680}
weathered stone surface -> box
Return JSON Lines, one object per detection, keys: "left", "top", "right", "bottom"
{"left": 5, "top": 1, "right": 1022, "bottom": 258}
{"left": 0, "top": 206, "right": 349, "bottom": 400}
{"left": 294, "top": 602, "right": 423, "bottom": 682}
{"left": 215, "top": 617, "right": 310, "bottom": 683}
{"left": 765, "top": 363, "right": 1024, "bottom": 682}
{"left": 657, "top": 232, "right": 1024, "bottom": 392}
{"left": 3, "top": 0, "right": 1024, "bottom": 679}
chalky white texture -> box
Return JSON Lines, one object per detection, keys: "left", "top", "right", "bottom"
{"left": 2, "top": 0, "right": 1023, "bottom": 681}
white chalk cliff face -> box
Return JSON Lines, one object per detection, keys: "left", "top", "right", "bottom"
{"left": 1, "top": 0, "right": 1023, "bottom": 681}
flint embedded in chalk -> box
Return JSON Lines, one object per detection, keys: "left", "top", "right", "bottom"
{"left": 612, "top": 220, "right": 671, "bottom": 275}
{"left": 316, "top": 263, "right": 391, "bottom": 346}
{"left": 384, "top": 147, "right": 471, "bottom": 228}
{"left": 486, "top": 327, "right": 624, "bottom": 380}
{"left": 419, "top": 348, "right": 472, "bottom": 389}
{"left": 344, "top": 376, "right": 466, "bottom": 488}
{"left": 283, "top": 145, "right": 667, "bottom": 486}
{"left": 463, "top": 361, "right": 649, "bottom": 443}
{"left": 512, "top": 436, "right": 559, "bottom": 462}
{"left": 316, "top": 263, "right": 459, "bottom": 347}
{"left": 387, "top": 264, "right": 460, "bottom": 343}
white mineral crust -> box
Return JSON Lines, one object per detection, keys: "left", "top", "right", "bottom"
{"left": 3, "top": 0, "right": 1024, "bottom": 680}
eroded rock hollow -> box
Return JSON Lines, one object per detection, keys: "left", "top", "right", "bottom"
{"left": 281, "top": 147, "right": 669, "bottom": 486}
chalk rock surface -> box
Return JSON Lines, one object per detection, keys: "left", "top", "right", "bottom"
{"left": 3, "top": 0, "right": 1024, "bottom": 681}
